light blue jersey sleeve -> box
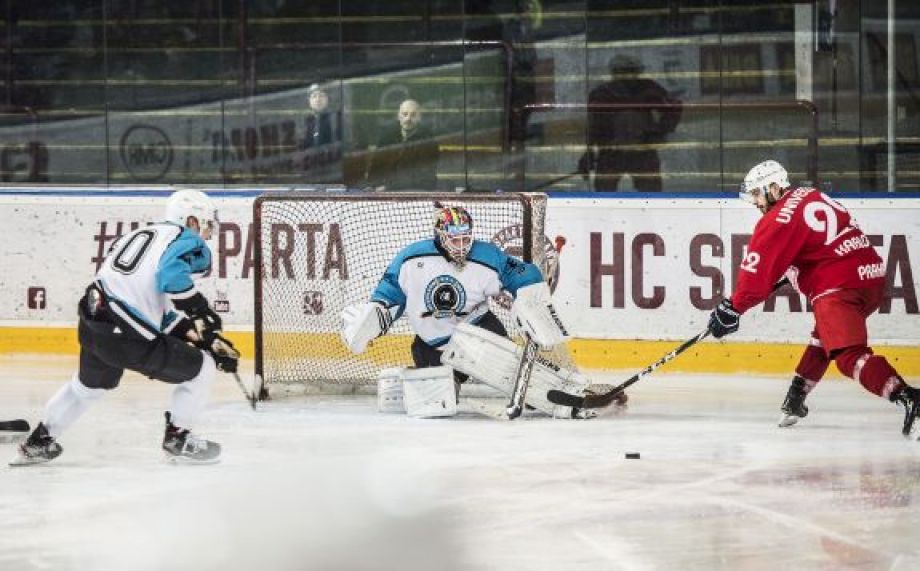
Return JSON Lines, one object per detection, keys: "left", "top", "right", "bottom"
{"left": 155, "top": 227, "right": 212, "bottom": 295}
{"left": 370, "top": 239, "right": 439, "bottom": 321}
{"left": 467, "top": 240, "right": 543, "bottom": 297}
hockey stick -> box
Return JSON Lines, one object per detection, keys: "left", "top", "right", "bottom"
{"left": 547, "top": 329, "right": 710, "bottom": 409}
{"left": 231, "top": 372, "right": 258, "bottom": 411}
{"left": 506, "top": 334, "right": 539, "bottom": 419}
{"left": 0, "top": 419, "right": 30, "bottom": 443}
{"left": 189, "top": 331, "right": 254, "bottom": 410}
{"left": 0, "top": 419, "right": 29, "bottom": 432}
{"left": 548, "top": 278, "right": 792, "bottom": 409}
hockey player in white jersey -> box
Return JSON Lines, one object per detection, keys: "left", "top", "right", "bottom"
{"left": 11, "top": 189, "right": 238, "bottom": 466}
{"left": 342, "top": 206, "right": 591, "bottom": 418}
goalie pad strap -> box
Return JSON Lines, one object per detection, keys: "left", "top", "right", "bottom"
{"left": 441, "top": 323, "right": 588, "bottom": 418}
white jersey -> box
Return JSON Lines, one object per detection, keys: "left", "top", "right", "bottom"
{"left": 94, "top": 222, "right": 211, "bottom": 339}
{"left": 371, "top": 239, "right": 543, "bottom": 347}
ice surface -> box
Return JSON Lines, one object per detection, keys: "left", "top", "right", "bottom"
{"left": 2, "top": 354, "right": 919, "bottom": 571}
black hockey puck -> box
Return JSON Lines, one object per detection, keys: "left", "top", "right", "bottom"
{"left": 624, "top": 452, "right": 640, "bottom": 459}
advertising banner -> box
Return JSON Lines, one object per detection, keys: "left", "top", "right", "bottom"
{"left": 546, "top": 196, "right": 919, "bottom": 344}
{"left": 1, "top": 193, "right": 917, "bottom": 346}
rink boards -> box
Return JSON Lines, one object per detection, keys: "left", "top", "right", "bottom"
{"left": 0, "top": 189, "right": 917, "bottom": 376}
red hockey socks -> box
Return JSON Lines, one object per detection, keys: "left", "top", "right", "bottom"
{"left": 794, "top": 342, "right": 830, "bottom": 389}
{"left": 834, "top": 346, "right": 904, "bottom": 398}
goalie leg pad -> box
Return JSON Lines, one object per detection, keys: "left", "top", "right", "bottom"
{"left": 441, "top": 323, "right": 589, "bottom": 418}
{"left": 402, "top": 366, "right": 458, "bottom": 419}
{"left": 377, "top": 367, "right": 406, "bottom": 414}
{"left": 511, "top": 282, "right": 569, "bottom": 348}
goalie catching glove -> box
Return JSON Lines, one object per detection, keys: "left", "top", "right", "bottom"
{"left": 341, "top": 301, "right": 395, "bottom": 354}
{"left": 510, "top": 282, "right": 569, "bottom": 348}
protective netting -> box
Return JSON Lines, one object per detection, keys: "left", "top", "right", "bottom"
{"left": 254, "top": 191, "right": 574, "bottom": 395}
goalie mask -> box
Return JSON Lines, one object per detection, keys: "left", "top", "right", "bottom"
{"left": 740, "top": 160, "right": 790, "bottom": 214}
{"left": 434, "top": 206, "right": 473, "bottom": 265}
{"left": 165, "top": 189, "right": 219, "bottom": 240}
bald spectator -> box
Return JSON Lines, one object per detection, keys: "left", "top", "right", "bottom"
{"left": 365, "top": 99, "right": 439, "bottom": 191}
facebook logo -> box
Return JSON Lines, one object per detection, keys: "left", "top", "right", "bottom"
{"left": 27, "top": 287, "right": 46, "bottom": 310}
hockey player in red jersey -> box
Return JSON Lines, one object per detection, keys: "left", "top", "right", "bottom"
{"left": 708, "top": 160, "right": 919, "bottom": 439}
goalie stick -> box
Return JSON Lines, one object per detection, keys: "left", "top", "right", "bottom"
{"left": 548, "top": 277, "right": 792, "bottom": 409}
{"left": 506, "top": 335, "right": 539, "bottom": 419}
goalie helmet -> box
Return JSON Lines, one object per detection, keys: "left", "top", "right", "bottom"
{"left": 740, "top": 160, "right": 790, "bottom": 213}
{"left": 165, "top": 189, "right": 218, "bottom": 239}
{"left": 434, "top": 206, "right": 473, "bottom": 265}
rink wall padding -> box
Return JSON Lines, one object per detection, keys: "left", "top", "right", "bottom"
{"left": 0, "top": 189, "right": 917, "bottom": 377}
{"left": 2, "top": 327, "right": 918, "bottom": 378}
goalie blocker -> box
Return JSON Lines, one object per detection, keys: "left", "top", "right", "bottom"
{"left": 441, "top": 323, "right": 593, "bottom": 419}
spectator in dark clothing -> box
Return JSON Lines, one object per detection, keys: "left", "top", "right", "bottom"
{"left": 302, "top": 83, "right": 337, "bottom": 149}
{"left": 579, "top": 55, "right": 682, "bottom": 191}
{"left": 365, "top": 99, "right": 439, "bottom": 191}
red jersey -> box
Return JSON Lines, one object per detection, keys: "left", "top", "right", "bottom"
{"left": 731, "top": 187, "right": 885, "bottom": 314}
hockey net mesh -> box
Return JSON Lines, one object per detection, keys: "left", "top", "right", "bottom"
{"left": 254, "top": 192, "right": 575, "bottom": 395}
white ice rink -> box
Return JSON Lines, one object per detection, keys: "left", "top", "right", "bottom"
{"left": 2, "top": 354, "right": 919, "bottom": 571}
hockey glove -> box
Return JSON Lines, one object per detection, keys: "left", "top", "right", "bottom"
{"left": 208, "top": 333, "right": 240, "bottom": 373}
{"left": 708, "top": 299, "right": 741, "bottom": 339}
{"left": 341, "top": 302, "right": 393, "bottom": 354}
{"left": 173, "top": 291, "right": 223, "bottom": 343}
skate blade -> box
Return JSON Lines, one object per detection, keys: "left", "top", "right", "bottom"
{"left": 163, "top": 452, "right": 221, "bottom": 466}
{"left": 778, "top": 414, "right": 801, "bottom": 428}
{"left": 8, "top": 451, "right": 52, "bottom": 467}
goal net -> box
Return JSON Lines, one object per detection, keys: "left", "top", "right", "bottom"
{"left": 253, "top": 191, "right": 573, "bottom": 397}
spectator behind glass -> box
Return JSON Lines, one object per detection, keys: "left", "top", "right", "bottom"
{"left": 303, "top": 83, "right": 336, "bottom": 149}
{"left": 364, "top": 99, "right": 439, "bottom": 191}
{"left": 578, "top": 54, "right": 683, "bottom": 192}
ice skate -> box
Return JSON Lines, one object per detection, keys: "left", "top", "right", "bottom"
{"left": 892, "top": 385, "right": 920, "bottom": 440}
{"left": 778, "top": 376, "right": 810, "bottom": 427}
{"left": 9, "top": 423, "right": 63, "bottom": 466}
{"left": 162, "top": 412, "right": 221, "bottom": 464}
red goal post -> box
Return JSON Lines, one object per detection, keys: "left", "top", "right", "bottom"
{"left": 252, "top": 191, "right": 573, "bottom": 397}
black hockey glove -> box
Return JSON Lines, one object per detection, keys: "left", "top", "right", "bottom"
{"left": 708, "top": 299, "right": 741, "bottom": 339}
{"left": 173, "top": 292, "right": 222, "bottom": 343}
{"left": 208, "top": 333, "right": 240, "bottom": 373}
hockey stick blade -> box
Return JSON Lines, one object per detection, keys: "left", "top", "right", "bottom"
{"left": 0, "top": 419, "right": 30, "bottom": 443}
{"left": 0, "top": 419, "right": 30, "bottom": 432}
{"left": 547, "top": 329, "right": 710, "bottom": 409}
